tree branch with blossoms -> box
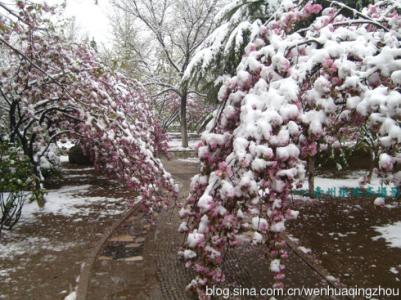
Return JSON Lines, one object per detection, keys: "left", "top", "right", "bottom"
{"left": 179, "top": 1, "right": 401, "bottom": 298}
{"left": 0, "top": 1, "right": 177, "bottom": 209}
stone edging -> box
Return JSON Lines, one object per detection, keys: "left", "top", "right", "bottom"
{"left": 282, "top": 233, "right": 356, "bottom": 300}
{"left": 76, "top": 205, "right": 139, "bottom": 300}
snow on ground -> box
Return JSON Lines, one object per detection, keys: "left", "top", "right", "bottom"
{"left": 308, "top": 175, "right": 393, "bottom": 190}
{"left": 0, "top": 268, "right": 16, "bottom": 283}
{"left": 0, "top": 235, "right": 77, "bottom": 260}
{"left": 63, "top": 167, "right": 95, "bottom": 172}
{"left": 57, "top": 140, "right": 75, "bottom": 151}
{"left": 298, "top": 171, "right": 395, "bottom": 198}
{"left": 287, "top": 234, "right": 299, "bottom": 243}
{"left": 60, "top": 155, "right": 69, "bottom": 163}
{"left": 64, "top": 291, "right": 77, "bottom": 300}
{"left": 177, "top": 157, "right": 200, "bottom": 163}
{"left": 325, "top": 275, "right": 337, "bottom": 282}
{"left": 63, "top": 174, "right": 91, "bottom": 179}
{"left": 20, "top": 185, "right": 123, "bottom": 224}
{"left": 0, "top": 183, "right": 124, "bottom": 264}
{"left": 168, "top": 139, "right": 200, "bottom": 151}
{"left": 297, "top": 246, "right": 312, "bottom": 254}
{"left": 372, "top": 221, "right": 401, "bottom": 249}
{"left": 328, "top": 232, "right": 357, "bottom": 238}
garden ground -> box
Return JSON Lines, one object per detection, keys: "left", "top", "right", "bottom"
{"left": 0, "top": 156, "right": 401, "bottom": 299}
{"left": 0, "top": 161, "right": 132, "bottom": 299}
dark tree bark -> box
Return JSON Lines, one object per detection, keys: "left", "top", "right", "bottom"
{"left": 180, "top": 92, "right": 189, "bottom": 148}
{"left": 308, "top": 155, "right": 316, "bottom": 199}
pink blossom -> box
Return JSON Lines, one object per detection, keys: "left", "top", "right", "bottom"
{"left": 304, "top": 3, "right": 323, "bottom": 16}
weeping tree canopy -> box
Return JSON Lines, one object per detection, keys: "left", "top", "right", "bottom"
{"left": 0, "top": 1, "right": 177, "bottom": 210}
{"left": 179, "top": 0, "right": 401, "bottom": 297}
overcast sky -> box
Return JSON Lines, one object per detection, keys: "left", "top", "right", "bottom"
{"left": 54, "top": 0, "right": 114, "bottom": 46}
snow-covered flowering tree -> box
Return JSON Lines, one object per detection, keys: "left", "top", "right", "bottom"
{"left": 0, "top": 1, "right": 177, "bottom": 209}
{"left": 183, "top": 0, "right": 279, "bottom": 89}
{"left": 179, "top": 0, "right": 401, "bottom": 297}
{"left": 184, "top": 0, "right": 375, "bottom": 104}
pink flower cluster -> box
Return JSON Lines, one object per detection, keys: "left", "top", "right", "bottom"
{"left": 303, "top": 3, "right": 323, "bottom": 16}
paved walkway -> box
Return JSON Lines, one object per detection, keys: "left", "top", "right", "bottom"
{"left": 83, "top": 159, "right": 342, "bottom": 300}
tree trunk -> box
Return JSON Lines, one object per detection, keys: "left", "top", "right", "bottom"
{"left": 180, "top": 92, "right": 188, "bottom": 148}
{"left": 308, "top": 155, "right": 315, "bottom": 198}
{"left": 33, "top": 160, "right": 44, "bottom": 191}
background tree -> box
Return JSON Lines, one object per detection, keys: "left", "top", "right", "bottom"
{"left": 112, "top": 0, "right": 224, "bottom": 147}
{"left": 105, "top": 6, "right": 153, "bottom": 80}
{"left": 183, "top": 0, "right": 280, "bottom": 98}
{"left": 157, "top": 91, "right": 215, "bottom": 132}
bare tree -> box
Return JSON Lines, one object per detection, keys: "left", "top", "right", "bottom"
{"left": 113, "top": 0, "right": 222, "bottom": 147}
{"left": 107, "top": 6, "right": 153, "bottom": 80}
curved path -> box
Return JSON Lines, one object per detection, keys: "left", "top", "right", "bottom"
{"left": 78, "top": 159, "right": 348, "bottom": 300}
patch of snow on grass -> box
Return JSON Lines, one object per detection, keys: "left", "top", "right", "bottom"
{"left": 177, "top": 157, "right": 200, "bottom": 163}
{"left": 20, "top": 184, "right": 122, "bottom": 223}
{"left": 63, "top": 174, "right": 91, "bottom": 179}
{"left": 374, "top": 197, "right": 385, "bottom": 206}
{"left": 298, "top": 246, "right": 312, "bottom": 254}
{"left": 0, "top": 268, "right": 15, "bottom": 280}
{"left": 390, "top": 267, "right": 399, "bottom": 274}
{"left": 0, "top": 236, "right": 76, "bottom": 260}
{"left": 64, "top": 291, "right": 76, "bottom": 300}
{"left": 60, "top": 155, "right": 69, "bottom": 163}
{"left": 326, "top": 275, "right": 337, "bottom": 282}
{"left": 372, "top": 221, "right": 401, "bottom": 248}
{"left": 301, "top": 174, "right": 394, "bottom": 193}
{"left": 328, "top": 232, "right": 357, "bottom": 238}
{"left": 64, "top": 167, "right": 94, "bottom": 172}
{"left": 168, "top": 139, "right": 200, "bottom": 151}
{"left": 287, "top": 234, "right": 299, "bottom": 243}
{"left": 57, "top": 140, "right": 75, "bottom": 151}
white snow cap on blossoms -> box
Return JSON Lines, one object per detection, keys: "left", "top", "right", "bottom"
{"left": 276, "top": 144, "right": 300, "bottom": 161}
{"left": 379, "top": 153, "right": 394, "bottom": 171}
{"left": 187, "top": 230, "right": 205, "bottom": 248}
{"left": 182, "top": 250, "right": 197, "bottom": 259}
{"left": 178, "top": 221, "right": 189, "bottom": 233}
{"left": 252, "top": 231, "right": 263, "bottom": 244}
{"left": 252, "top": 217, "right": 268, "bottom": 232}
{"left": 270, "top": 259, "right": 281, "bottom": 273}
{"left": 286, "top": 209, "right": 299, "bottom": 220}
{"left": 270, "top": 221, "right": 286, "bottom": 233}
{"left": 373, "top": 197, "right": 385, "bottom": 207}
{"left": 197, "top": 194, "right": 214, "bottom": 211}
{"left": 198, "top": 215, "right": 209, "bottom": 233}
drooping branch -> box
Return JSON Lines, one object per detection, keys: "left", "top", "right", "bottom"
{"left": 179, "top": 1, "right": 401, "bottom": 297}
{"left": 1, "top": 1, "right": 177, "bottom": 209}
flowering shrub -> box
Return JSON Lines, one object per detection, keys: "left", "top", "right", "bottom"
{"left": 179, "top": 0, "right": 401, "bottom": 297}
{"left": 0, "top": 1, "right": 177, "bottom": 209}
{"left": 0, "top": 139, "right": 42, "bottom": 235}
{"left": 0, "top": 140, "right": 36, "bottom": 193}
